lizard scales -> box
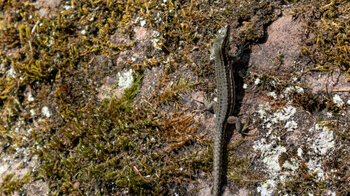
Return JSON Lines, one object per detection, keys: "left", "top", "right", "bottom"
{"left": 211, "top": 25, "right": 236, "bottom": 196}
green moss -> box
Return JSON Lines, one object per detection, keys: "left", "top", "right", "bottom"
{"left": 295, "top": 0, "right": 350, "bottom": 76}
{"left": 29, "top": 68, "right": 208, "bottom": 194}
{"left": 227, "top": 156, "right": 263, "bottom": 187}
{"left": 0, "top": 172, "right": 31, "bottom": 195}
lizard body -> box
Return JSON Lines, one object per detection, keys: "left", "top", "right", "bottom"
{"left": 211, "top": 25, "right": 240, "bottom": 196}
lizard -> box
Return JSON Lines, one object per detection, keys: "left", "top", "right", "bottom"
{"left": 210, "top": 24, "right": 243, "bottom": 196}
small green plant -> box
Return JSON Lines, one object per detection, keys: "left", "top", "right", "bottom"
{"left": 0, "top": 173, "right": 30, "bottom": 195}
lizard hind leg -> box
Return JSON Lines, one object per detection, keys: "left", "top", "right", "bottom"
{"left": 227, "top": 116, "right": 242, "bottom": 133}
{"left": 227, "top": 116, "right": 251, "bottom": 134}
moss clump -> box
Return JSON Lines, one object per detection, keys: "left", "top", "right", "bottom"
{"left": 228, "top": 156, "right": 263, "bottom": 188}
{"left": 0, "top": 173, "right": 30, "bottom": 194}
{"left": 31, "top": 72, "right": 209, "bottom": 194}
{"left": 294, "top": 0, "right": 350, "bottom": 76}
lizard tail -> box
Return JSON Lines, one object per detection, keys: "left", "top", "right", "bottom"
{"left": 213, "top": 126, "right": 225, "bottom": 196}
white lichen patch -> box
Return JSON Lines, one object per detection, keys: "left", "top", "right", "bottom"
{"left": 254, "top": 78, "right": 261, "bottom": 85}
{"left": 306, "top": 158, "right": 326, "bottom": 180}
{"left": 135, "top": 17, "right": 146, "bottom": 27}
{"left": 271, "top": 106, "right": 296, "bottom": 123}
{"left": 254, "top": 137, "right": 299, "bottom": 195}
{"left": 253, "top": 139, "right": 286, "bottom": 173}
{"left": 254, "top": 117, "right": 336, "bottom": 194}
{"left": 285, "top": 120, "right": 298, "bottom": 132}
{"left": 30, "top": 109, "right": 36, "bottom": 117}
{"left": 118, "top": 69, "right": 134, "bottom": 89}
{"left": 332, "top": 94, "right": 344, "bottom": 107}
{"left": 267, "top": 91, "right": 277, "bottom": 99}
{"left": 309, "top": 124, "right": 334, "bottom": 155}
{"left": 80, "top": 29, "right": 86, "bottom": 35}
{"left": 326, "top": 112, "right": 333, "bottom": 118}
{"left": 98, "top": 69, "right": 135, "bottom": 101}
{"left": 297, "top": 148, "right": 303, "bottom": 157}
{"left": 284, "top": 86, "right": 304, "bottom": 94}
{"left": 7, "top": 66, "right": 16, "bottom": 78}
{"left": 254, "top": 103, "right": 305, "bottom": 194}
{"left": 151, "top": 30, "right": 162, "bottom": 50}
{"left": 41, "top": 106, "right": 51, "bottom": 118}
{"left": 282, "top": 158, "right": 298, "bottom": 171}
{"left": 27, "top": 93, "right": 34, "bottom": 102}
{"left": 140, "top": 19, "right": 146, "bottom": 27}
{"left": 257, "top": 179, "right": 276, "bottom": 196}
{"left": 258, "top": 103, "right": 297, "bottom": 133}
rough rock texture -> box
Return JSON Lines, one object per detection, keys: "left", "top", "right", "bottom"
{"left": 1, "top": 1, "right": 349, "bottom": 195}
